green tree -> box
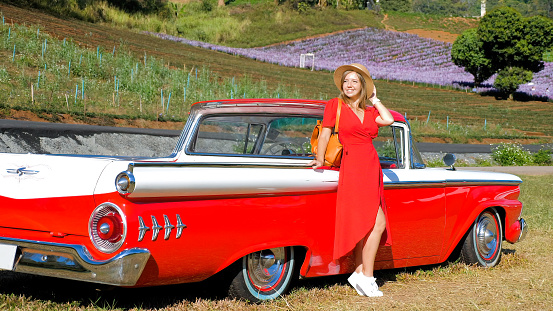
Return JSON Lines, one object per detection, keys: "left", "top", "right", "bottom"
{"left": 478, "top": 7, "right": 553, "bottom": 70}
{"left": 494, "top": 67, "right": 533, "bottom": 99}
{"left": 478, "top": 7, "right": 526, "bottom": 72}
{"left": 381, "top": 0, "right": 412, "bottom": 12}
{"left": 451, "top": 28, "right": 494, "bottom": 86}
{"left": 452, "top": 7, "right": 553, "bottom": 99}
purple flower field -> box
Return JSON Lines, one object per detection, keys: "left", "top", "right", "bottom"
{"left": 148, "top": 28, "right": 553, "bottom": 100}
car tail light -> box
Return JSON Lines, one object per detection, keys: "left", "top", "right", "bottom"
{"left": 89, "top": 203, "right": 127, "bottom": 253}
{"left": 115, "top": 171, "right": 135, "bottom": 195}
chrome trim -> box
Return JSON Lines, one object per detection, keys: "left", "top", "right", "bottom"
{"left": 137, "top": 215, "right": 186, "bottom": 242}
{"left": 383, "top": 180, "right": 522, "bottom": 189}
{"left": 115, "top": 171, "right": 136, "bottom": 195}
{"left": 176, "top": 214, "right": 186, "bottom": 239}
{"left": 245, "top": 247, "right": 292, "bottom": 292}
{"left": 446, "top": 180, "right": 522, "bottom": 186}
{"left": 163, "top": 215, "right": 175, "bottom": 240}
{"left": 6, "top": 167, "right": 39, "bottom": 176}
{"left": 475, "top": 212, "right": 499, "bottom": 260}
{"left": 518, "top": 218, "right": 528, "bottom": 242}
{"left": 126, "top": 162, "right": 311, "bottom": 172}
{"left": 151, "top": 216, "right": 162, "bottom": 241}
{"left": 0, "top": 237, "right": 150, "bottom": 286}
{"left": 138, "top": 216, "right": 149, "bottom": 242}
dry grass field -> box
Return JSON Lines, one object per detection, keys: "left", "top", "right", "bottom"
{"left": 1, "top": 174, "right": 551, "bottom": 310}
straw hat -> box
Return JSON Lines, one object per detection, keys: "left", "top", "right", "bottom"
{"left": 333, "top": 63, "right": 374, "bottom": 95}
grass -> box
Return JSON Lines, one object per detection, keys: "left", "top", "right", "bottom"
{"left": 5, "top": 0, "right": 476, "bottom": 49}
{"left": 223, "top": 3, "right": 383, "bottom": 47}
{"left": 384, "top": 11, "right": 480, "bottom": 34}
{"left": 1, "top": 175, "right": 551, "bottom": 310}
{"left": 409, "top": 117, "right": 529, "bottom": 144}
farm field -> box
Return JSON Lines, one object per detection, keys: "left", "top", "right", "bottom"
{"left": 0, "top": 3, "right": 553, "bottom": 144}
{"left": 0, "top": 174, "right": 551, "bottom": 310}
{"left": 151, "top": 28, "right": 553, "bottom": 100}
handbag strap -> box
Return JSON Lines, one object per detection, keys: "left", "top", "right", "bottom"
{"left": 335, "top": 99, "right": 343, "bottom": 133}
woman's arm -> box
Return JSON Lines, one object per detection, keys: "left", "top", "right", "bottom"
{"left": 370, "top": 86, "right": 394, "bottom": 127}
{"left": 308, "top": 127, "right": 332, "bottom": 169}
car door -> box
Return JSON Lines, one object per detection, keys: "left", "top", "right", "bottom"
{"left": 375, "top": 124, "right": 446, "bottom": 269}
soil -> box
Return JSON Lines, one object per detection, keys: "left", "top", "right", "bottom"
{"left": 380, "top": 14, "right": 459, "bottom": 43}
{"left": 404, "top": 29, "right": 458, "bottom": 44}
{"left": 6, "top": 109, "right": 184, "bottom": 130}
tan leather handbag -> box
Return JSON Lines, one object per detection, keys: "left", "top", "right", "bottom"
{"left": 311, "top": 99, "right": 343, "bottom": 167}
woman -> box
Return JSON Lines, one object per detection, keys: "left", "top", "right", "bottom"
{"left": 309, "top": 63, "right": 394, "bottom": 297}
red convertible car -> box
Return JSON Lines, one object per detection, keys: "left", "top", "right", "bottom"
{"left": 0, "top": 99, "right": 527, "bottom": 302}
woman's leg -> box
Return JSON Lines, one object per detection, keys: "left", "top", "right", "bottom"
{"left": 361, "top": 207, "right": 386, "bottom": 277}
{"left": 354, "top": 237, "right": 365, "bottom": 273}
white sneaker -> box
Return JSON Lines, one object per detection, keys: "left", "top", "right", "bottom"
{"left": 356, "top": 275, "right": 383, "bottom": 297}
{"left": 347, "top": 272, "right": 365, "bottom": 296}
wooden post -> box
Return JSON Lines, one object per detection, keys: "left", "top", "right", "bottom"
{"left": 31, "top": 84, "right": 34, "bottom": 104}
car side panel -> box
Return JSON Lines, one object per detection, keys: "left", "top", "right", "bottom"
{"left": 93, "top": 191, "right": 338, "bottom": 286}
{"left": 440, "top": 185, "right": 522, "bottom": 262}
{"left": 377, "top": 186, "right": 446, "bottom": 267}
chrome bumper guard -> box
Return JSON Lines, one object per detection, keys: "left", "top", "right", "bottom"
{"left": 518, "top": 218, "right": 528, "bottom": 242}
{"left": 0, "top": 237, "right": 150, "bottom": 286}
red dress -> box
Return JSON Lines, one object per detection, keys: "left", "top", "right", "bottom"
{"left": 322, "top": 98, "right": 392, "bottom": 260}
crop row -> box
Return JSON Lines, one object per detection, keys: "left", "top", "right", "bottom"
{"left": 0, "top": 21, "right": 302, "bottom": 120}
{"left": 149, "top": 28, "right": 553, "bottom": 101}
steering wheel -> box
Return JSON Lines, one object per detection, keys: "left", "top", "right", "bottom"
{"left": 264, "top": 141, "right": 304, "bottom": 155}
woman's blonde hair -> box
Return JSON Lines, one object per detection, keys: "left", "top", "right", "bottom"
{"left": 338, "top": 70, "right": 369, "bottom": 110}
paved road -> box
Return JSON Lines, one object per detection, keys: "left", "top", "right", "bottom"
{"left": 415, "top": 142, "right": 550, "bottom": 153}
{"left": 2, "top": 119, "right": 551, "bottom": 153}
{"left": 456, "top": 166, "right": 553, "bottom": 175}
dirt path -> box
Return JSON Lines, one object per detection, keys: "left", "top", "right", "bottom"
{"left": 381, "top": 13, "right": 458, "bottom": 43}
{"left": 381, "top": 14, "right": 393, "bottom": 31}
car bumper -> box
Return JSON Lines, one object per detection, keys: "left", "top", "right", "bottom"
{"left": 518, "top": 218, "right": 528, "bottom": 242}
{"left": 505, "top": 217, "right": 528, "bottom": 244}
{"left": 0, "top": 237, "right": 150, "bottom": 286}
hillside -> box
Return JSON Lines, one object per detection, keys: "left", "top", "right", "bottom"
{"left": 0, "top": 3, "right": 552, "bottom": 143}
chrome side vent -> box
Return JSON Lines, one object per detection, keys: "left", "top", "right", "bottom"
{"left": 138, "top": 214, "right": 186, "bottom": 242}
{"left": 163, "top": 215, "right": 175, "bottom": 240}
{"left": 138, "top": 216, "right": 150, "bottom": 242}
{"left": 151, "top": 216, "right": 162, "bottom": 241}
{"left": 176, "top": 215, "right": 187, "bottom": 239}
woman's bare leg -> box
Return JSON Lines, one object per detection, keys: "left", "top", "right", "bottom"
{"left": 362, "top": 207, "right": 386, "bottom": 277}
{"left": 354, "top": 238, "right": 365, "bottom": 273}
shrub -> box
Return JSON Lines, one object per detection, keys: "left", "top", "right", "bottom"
{"left": 492, "top": 142, "right": 533, "bottom": 166}
{"left": 494, "top": 67, "right": 534, "bottom": 99}
{"left": 532, "top": 147, "right": 552, "bottom": 165}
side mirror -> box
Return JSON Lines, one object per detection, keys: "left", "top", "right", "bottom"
{"left": 443, "top": 153, "right": 457, "bottom": 171}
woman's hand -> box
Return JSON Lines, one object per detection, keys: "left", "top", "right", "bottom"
{"left": 369, "top": 85, "right": 379, "bottom": 104}
{"left": 308, "top": 158, "right": 324, "bottom": 169}
{"left": 309, "top": 127, "right": 332, "bottom": 169}
{"left": 370, "top": 85, "right": 394, "bottom": 126}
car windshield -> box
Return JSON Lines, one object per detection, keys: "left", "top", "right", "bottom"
{"left": 189, "top": 114, "right": 405, "bottom": 169}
